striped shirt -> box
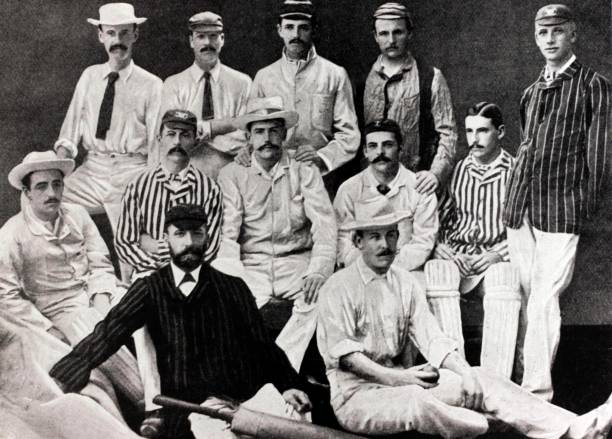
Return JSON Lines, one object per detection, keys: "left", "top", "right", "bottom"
{"left": 115, "top": 164, "right": 222, "bottom": 274}
{"left": 439, "top": 149, "right": 514, "bottom": 259}
{"left": 49, "top": 264, "right": 299, "bottom": 435}
{"left": 504, "top": 60, "right": 611, "bottom": 234}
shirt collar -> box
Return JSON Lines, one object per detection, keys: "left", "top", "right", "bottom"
{"left": 102, "top": 60, "right": 134, "bottom": 83}
{"left": 250, "top": 151, "right": 290, "bottom": 178}
{"left": 282, "top": 45, "right": 317, "bottom": 66}
{"left": 189, "top": 61, "right": 222, "bottom": 83}
{"left": 22, "top": 200, "right": 71, "bottom": 239}
{"left": 356, "top": 255, "right": 392, "bottom": 285}
{"left": 155, "top": 163, "right": 196, "bottom": 183}
{"left": 544, "top": 53, "right": 576, "bottom": 81}
{"left": 364, "top": 164, "right": 408, "bottom": 190}
{"left": 170, "top": 261, "right": 202, "bottom": 287}
{"left": 373, "top": 53, "right": 415, "bottom": 76}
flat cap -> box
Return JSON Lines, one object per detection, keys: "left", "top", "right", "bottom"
{"left": 161, "top": 109, "right": 197, "bottom": 131}
{"left": 364, "top": 118, "right": 403, "bottom": 146}
{"left": 189, "top": 11, "right": 223, "bottom": 31}
{"left": 535, "top": 4, "right": 574, "bottom": 25}
{"left": 373, "top": 2, "right": 413, "bottom": 29}
{"left": 280, "top": 0, "right": 314, "bottom": 20}
{"left": 165, "top": 204, "right": 208, "bottom": 229}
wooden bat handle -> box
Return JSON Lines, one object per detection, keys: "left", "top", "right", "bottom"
{"left": 152, "top": 395, "right": 235, "bottom": 423}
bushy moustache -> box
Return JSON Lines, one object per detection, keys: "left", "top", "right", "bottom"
{"left": 372, "top": 154, "right": 392, "bottom": 163}
{"left": 469, "top": 142, "right": 484, "bottom": 149}
{"left": 376, "top": 249, "right": 394, "bottom": 257}
{"left": 168, "top": 146, "right": 188, "bottom": 156}
{"left": 44, "top": 198, "right": 60, "bottom": 205}
{"left": 256, "top": 141, "right": 281, "bottom": 151}
{"left": 200, "top": 46, "right": 217, "bottom": 53}
{"left": 110, "top": 44, "right": 128, "bottom": 52}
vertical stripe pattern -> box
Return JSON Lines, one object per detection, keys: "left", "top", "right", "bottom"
{"left": 49, "top": 264, "right": 299, "bottom": 405}
{"left": 504, "top": 61, "right": 611, "bottom": 234}
{"left": 115, "top": 164, "right": 223, "bottom": 273}
{"left": 439, "top": 150, "right": 514, "bottom": 259}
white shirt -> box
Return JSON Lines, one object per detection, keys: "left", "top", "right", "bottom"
{"left": 170, "top": 262, "right": 201, "bottom": 297}
{"left": 544, "top": 54, "right": 576, "bottom": 83}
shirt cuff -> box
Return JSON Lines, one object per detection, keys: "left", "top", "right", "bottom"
{"left": 329, "top": 339, "right": 365, "bottom": 368}
{"left": 198, "top": 120, "right": 212, "bottom": 141}
{"left": 54, "top": 139, "right": 77, "bottom": 158}
{"left": 316, "top": 151, "right": 332, "bottom": 175}
{"left": 426, "top": 337, "right": 458, "bottom": 368}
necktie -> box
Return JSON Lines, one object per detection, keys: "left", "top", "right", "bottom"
{"left": 96, "top": 71, "right": 120, "bottom": 140}
{"left": 180, "top": 272, "right": 195, "bottom": 286}
{"left": 202, "top": 71, "right": 214, "bottom": 120}
{"left": 377, "top": 184, "right": 391, "bottom": 195}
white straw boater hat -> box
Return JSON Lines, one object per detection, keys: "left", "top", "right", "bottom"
{"left": 234, "top": 96, "right": 299, "bottom": 131}
{"left": 87, "top": 3, "right": 147, "bottom": 26}
{"left": 8, "top": 151, "right": 75, "bottom": 190}
{"left": 341, "top": 201, "right": 411, "bottom": 232}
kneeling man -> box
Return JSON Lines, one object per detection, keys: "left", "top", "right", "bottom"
{"left": 51, "top": 204, "right": 311, "bottom": 439}
{"left": 317, "top": 206, "right": 612, "bottom": 438}
{"left": 216, "top": 97, "right": 337, "bottom": 371}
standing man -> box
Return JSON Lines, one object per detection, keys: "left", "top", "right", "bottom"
{"left": 316, "top": 209, "right": 612, "bottom": 438}
{"left": 216, "top": 97, "right": 336, "bottom": 371}
{"left": 160, "top": 12, "right": 252, "bottom": 180}
{"left": 248, "top": 0, "right": 360, "bottom": 193}
{"left": 426, "top": 102, "right": 519, "bottom": 378}
{"left": 51, "top": 204, "right": 311, "bottom": 439}
{"left": 0, "top": 150, "right": 142, "bottom": 406}
{"left": 364, "top": 2, "right": 458, "bottom": 195}
{"left": 55, "top": 3, "right": 162, "bottom": 230}
{"left": 504, "top": 4, "right": 611, "bottom": 400}
{"left": 334, "top": 119, "right": 438, "bottom": 274}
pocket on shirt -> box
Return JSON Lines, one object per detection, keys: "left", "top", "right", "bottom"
{"left": 289, "top": 194, "right": 307, "bottom": 229}
{"left": 311, "top": 93, "right": 334, "bottom": 131}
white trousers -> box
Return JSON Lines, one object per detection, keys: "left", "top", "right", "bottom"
{"left": 335, "top": 367, "right": 574, "bottom": 438}
{"left": 63, "top": 153, "right": 147, "bottom": 231}
{"left": 507, "top": 217, "right": 579, "bottom": 401}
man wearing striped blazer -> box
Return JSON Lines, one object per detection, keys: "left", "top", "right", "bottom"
{"left": 425, "top": 102, "right": 520, "bottom": 379}
{"left": 503, "top": 4, "right": 611, "bottom": 401}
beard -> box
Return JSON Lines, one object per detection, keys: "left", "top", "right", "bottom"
{"left": 169, "top": 245, "right": 205, "bottom": 271}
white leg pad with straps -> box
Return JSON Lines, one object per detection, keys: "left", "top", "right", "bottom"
{"left": 425, "top": 260, "right": 464, "bottom": 358}
{"left": 481, "top": 262, "right": 521, "bottom": 378}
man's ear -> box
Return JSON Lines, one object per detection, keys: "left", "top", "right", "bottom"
{"left": 352, "top": 231, "right": 362, "bottom": 249}
{"left": 497, "top": 124, "right": 506, "bottom": 140}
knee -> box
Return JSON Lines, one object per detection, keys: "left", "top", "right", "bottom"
{"left": 483, "top": 263, "right": 520, "bottom": 298}
{"left": 425, "top": 260, "right": 460, "bottom": 297}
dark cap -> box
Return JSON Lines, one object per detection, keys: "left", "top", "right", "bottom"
{"left": 280, "top": 0, "right": 314, "bottom": 20}
{"left": 189, "top": 11, "right": 223, "bottom": 31}
{"left": 165, "top": 204, "right": 208, "bottom": 230}
{"left": 373, "top": 2, "right": 413, "bottom": 30}
{"left": 535, "top": 4, "right": 574, "bottom": 26}
{"left": 364, "top": 118, "right": 403, "bottom": 147}
{"left": 161, "top": 109, "right": 197, "bottom": 132}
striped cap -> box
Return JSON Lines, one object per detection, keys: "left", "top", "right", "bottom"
{"left": 280, "top": 0, "right": 314, "bottom": 19}
{"left": 373, "top": 2, "right": 413, "bottom": 28}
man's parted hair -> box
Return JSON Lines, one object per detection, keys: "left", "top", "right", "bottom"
{"left": 466, "top": 102, "right": 504, "bottom": 129}
{"left": 22, "top": 170, "right": 65, "bottom": 190}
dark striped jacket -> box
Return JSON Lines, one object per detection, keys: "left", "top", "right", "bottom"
{"left": 504, "top": 60, "right": 611, "bottom": 234}
{"left": 49, "top": 264, "right": 299, "bottom": 403}
{"left": 115, "top": 164, "right": 222, "bottom": 273}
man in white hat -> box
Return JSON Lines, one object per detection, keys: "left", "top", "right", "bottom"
{"left": 334, "top": 118, "right": 438, "bottom": 278}
{"left": 504, "top": 4, "right": 611, "bottom": 400}
{"left": 159, "top": 11, "right": 252, "bottom": 180}
{"left": 316, "top": 206, "right": 612, "bottom": 438}
{"left": 244, "top": 0, "right": 360, "bottom": 194}
{"left": 54, "top": 2, "right": 162, "bottom": 232}
{"left": 215, "top": 96, "right": 336, "bottom": 372}
{"left": 364, "top": 2, "right": 458, "bottom": 195}
{"left": 0, "top": 150, "right": 143, "bottom": 408}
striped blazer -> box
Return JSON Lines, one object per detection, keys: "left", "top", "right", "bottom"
{"left": 504, "top": 60, "right": 611, "bottom": 234}
{"left": 115, "top": 164, "right": 222, "bottom": 273}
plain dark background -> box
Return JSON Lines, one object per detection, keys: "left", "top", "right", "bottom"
{"left": 0, "top": 0, "right": 611, "bottom": 324}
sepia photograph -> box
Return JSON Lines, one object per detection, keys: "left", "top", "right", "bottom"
{"left": 0, "top": 0, "right": 611, "bottom": 437}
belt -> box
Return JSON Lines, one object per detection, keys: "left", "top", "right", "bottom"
{"left": 88, "top": 151, "right": 147, "bottom": 159}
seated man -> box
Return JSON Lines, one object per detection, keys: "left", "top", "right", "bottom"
{"left": 426, "top": 102, "right": 519, "bottom": 377}
{"left": 316, "top": 207, "right": 612, "bottom": 438}
{"left": 215, "top": 97, "right": 337, "bottom": 371}
{"left": 114, "top": 109, "right": 223, "bottom": 433}
{"left": 0, "top": 150, "right": 142, "bottom": 406}
{"left": 50, "top": 204, "right": 312, "bottom": 439}
{"left": 334, "top": 118, "right": 438, "bottom": 277}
